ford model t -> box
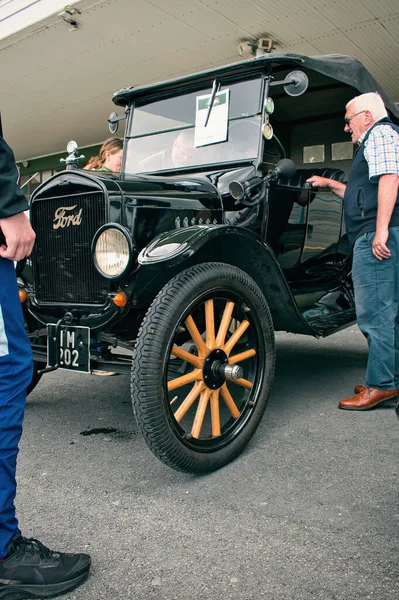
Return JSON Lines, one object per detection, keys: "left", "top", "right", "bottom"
{"left": 22, "top": 53, "right": 399, "bottom": 474}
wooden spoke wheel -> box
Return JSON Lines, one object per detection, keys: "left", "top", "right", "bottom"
{"left": 131, "top": 262, "right": 275, "bottom": 474}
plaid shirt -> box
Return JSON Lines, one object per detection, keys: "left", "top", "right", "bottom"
{"left": 358, "top": 124, "right": 399, "bottom": 183}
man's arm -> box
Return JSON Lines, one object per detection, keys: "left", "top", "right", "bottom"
{"left": 0, "top": 136, "right": 29, "bottom": 218}
{"left": 0, "top": 136, "right": 35, "bottom": 261}
{"left": 364, "top": 125, "right": 399, "bottom": 260}
{"left": 305, "top": 176, "right": 346, "bottom": 199}
{"left": 371, "top": 174, "right": 399, "bottom": 260}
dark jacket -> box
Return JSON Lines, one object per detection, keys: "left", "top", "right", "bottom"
{"left": 343, "top": 117, "right": 399, "bottom": 247}
{"left": 0, "top": 136, "right": 29, "bottom": 219}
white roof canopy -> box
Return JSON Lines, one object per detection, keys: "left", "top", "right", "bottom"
{"left": 1, "top": 0, "right": 398, "bottom": 160}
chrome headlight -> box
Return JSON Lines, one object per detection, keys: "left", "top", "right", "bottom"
{"left": 92, "top": 224, "right": 133, "bottom": 279}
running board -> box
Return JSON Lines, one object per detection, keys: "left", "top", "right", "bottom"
{"left": 304, "top": 309, "right": 356, "bottom": 337}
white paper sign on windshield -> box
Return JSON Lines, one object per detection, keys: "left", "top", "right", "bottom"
{"left": 194, "top": 89, "right": 230, "bottom": 147}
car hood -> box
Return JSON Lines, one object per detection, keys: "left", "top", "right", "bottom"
{"left": 31, "top": 169, "right": 220, "bottom": 205}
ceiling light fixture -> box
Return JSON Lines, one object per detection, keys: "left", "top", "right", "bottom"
{"left": 58, "top": 5, "right": 81, "bottom": 31}
{"left": 238, "top": 37, "right": 275, "bottom": 58}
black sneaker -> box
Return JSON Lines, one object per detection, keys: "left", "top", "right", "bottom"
{"left": 0, "top": 534, "right": 91, "bottom": 599}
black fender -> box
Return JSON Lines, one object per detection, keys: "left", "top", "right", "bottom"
{"left": 130, "top": 225, "right": 317, "bottom": 336}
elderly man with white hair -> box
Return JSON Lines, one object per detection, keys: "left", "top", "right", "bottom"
{"left": 307, "top": 92, "right": 399, "bottom": 411}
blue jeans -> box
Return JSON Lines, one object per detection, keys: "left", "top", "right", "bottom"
{"left": 352, "top": 226, "right": 399, "bottom": 390}
{"left": 0, "top": 258, "right": 33, "bottom": 557}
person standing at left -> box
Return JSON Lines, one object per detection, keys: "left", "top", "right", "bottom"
{"left": 0, "top": 134, "right": 91, "bottom": 598}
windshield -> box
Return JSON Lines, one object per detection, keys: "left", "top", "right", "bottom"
{"left": 125, "top": 77, "right": 263, "bottom": 174}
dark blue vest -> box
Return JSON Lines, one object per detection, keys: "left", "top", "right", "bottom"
{"left": 343, "top": 117, "right": 399, "bottom": 247}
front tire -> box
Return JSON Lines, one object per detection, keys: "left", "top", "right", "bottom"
{"left": 131, "top": 262, "right": 275, "bottom": 474}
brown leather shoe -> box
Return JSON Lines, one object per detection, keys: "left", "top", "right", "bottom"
{"left": 339, "top": 387, "right": 398, "bottom": 410}
{"left": 354, "top": 384, "right": 399, "bottom": 395}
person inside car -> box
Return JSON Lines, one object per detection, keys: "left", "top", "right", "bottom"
{"left": 84, "top": 137, "right": 123, "bottom": 172}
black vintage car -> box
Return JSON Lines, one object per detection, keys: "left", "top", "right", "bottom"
{"left": 22, "top": 53, "right": 399, "bottom": 474}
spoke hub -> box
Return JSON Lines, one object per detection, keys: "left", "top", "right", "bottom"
{"left": 203, "top": 349, "right": 243, "bottom": 389}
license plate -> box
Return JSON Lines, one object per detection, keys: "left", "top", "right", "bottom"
{"left": 47, "top": 325, "right": 90, "bottom": 373}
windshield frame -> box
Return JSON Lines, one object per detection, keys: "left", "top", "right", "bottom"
{"left": 123, "top": 73, "right": 267, "bottom": 175}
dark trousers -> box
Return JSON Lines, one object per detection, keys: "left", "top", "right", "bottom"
{"left": 0, "top": 257, "right": 33, "bottom": 557}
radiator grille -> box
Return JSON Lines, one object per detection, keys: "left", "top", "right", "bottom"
{"left": 32, "top": 192, "right": 110, "bottom": 304}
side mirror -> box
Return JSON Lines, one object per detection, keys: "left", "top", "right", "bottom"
{"left": 270, "top": 70, "right": 309, "bottom": 97}
{"left": 108, "top": 111, "right": 126, "bottom": 134}
{"left": 283, "top": 71, "right": 309, "bottom": 96}
{"left": 108, "top": 112, "right": 119, "bottom": 134}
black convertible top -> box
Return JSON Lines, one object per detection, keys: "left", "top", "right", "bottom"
{"left": 113, "top": 53, "right": 398, "bottom": 121}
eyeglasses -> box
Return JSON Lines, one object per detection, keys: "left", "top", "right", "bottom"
{"left": 344, "top": 110, "right": 365, "bottom": 125}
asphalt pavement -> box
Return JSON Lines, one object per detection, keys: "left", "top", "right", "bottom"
{"left": 20, "top": 325, "right": 398, "bottom": 600}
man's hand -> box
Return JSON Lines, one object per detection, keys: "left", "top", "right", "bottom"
{"left": 0, "top": 212, "right": 36, "bottom": 261}
{"left": 373, "top": 174, "right": 399, "bottom": 260}
{"left": 372, "top": 228, "right": 391, "bottom": 260}
{"left": 306, "top": 175, "right": 331, "bottom": 188}
{"left": 306, "top": 176, "right": 346, "bottom": 199}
